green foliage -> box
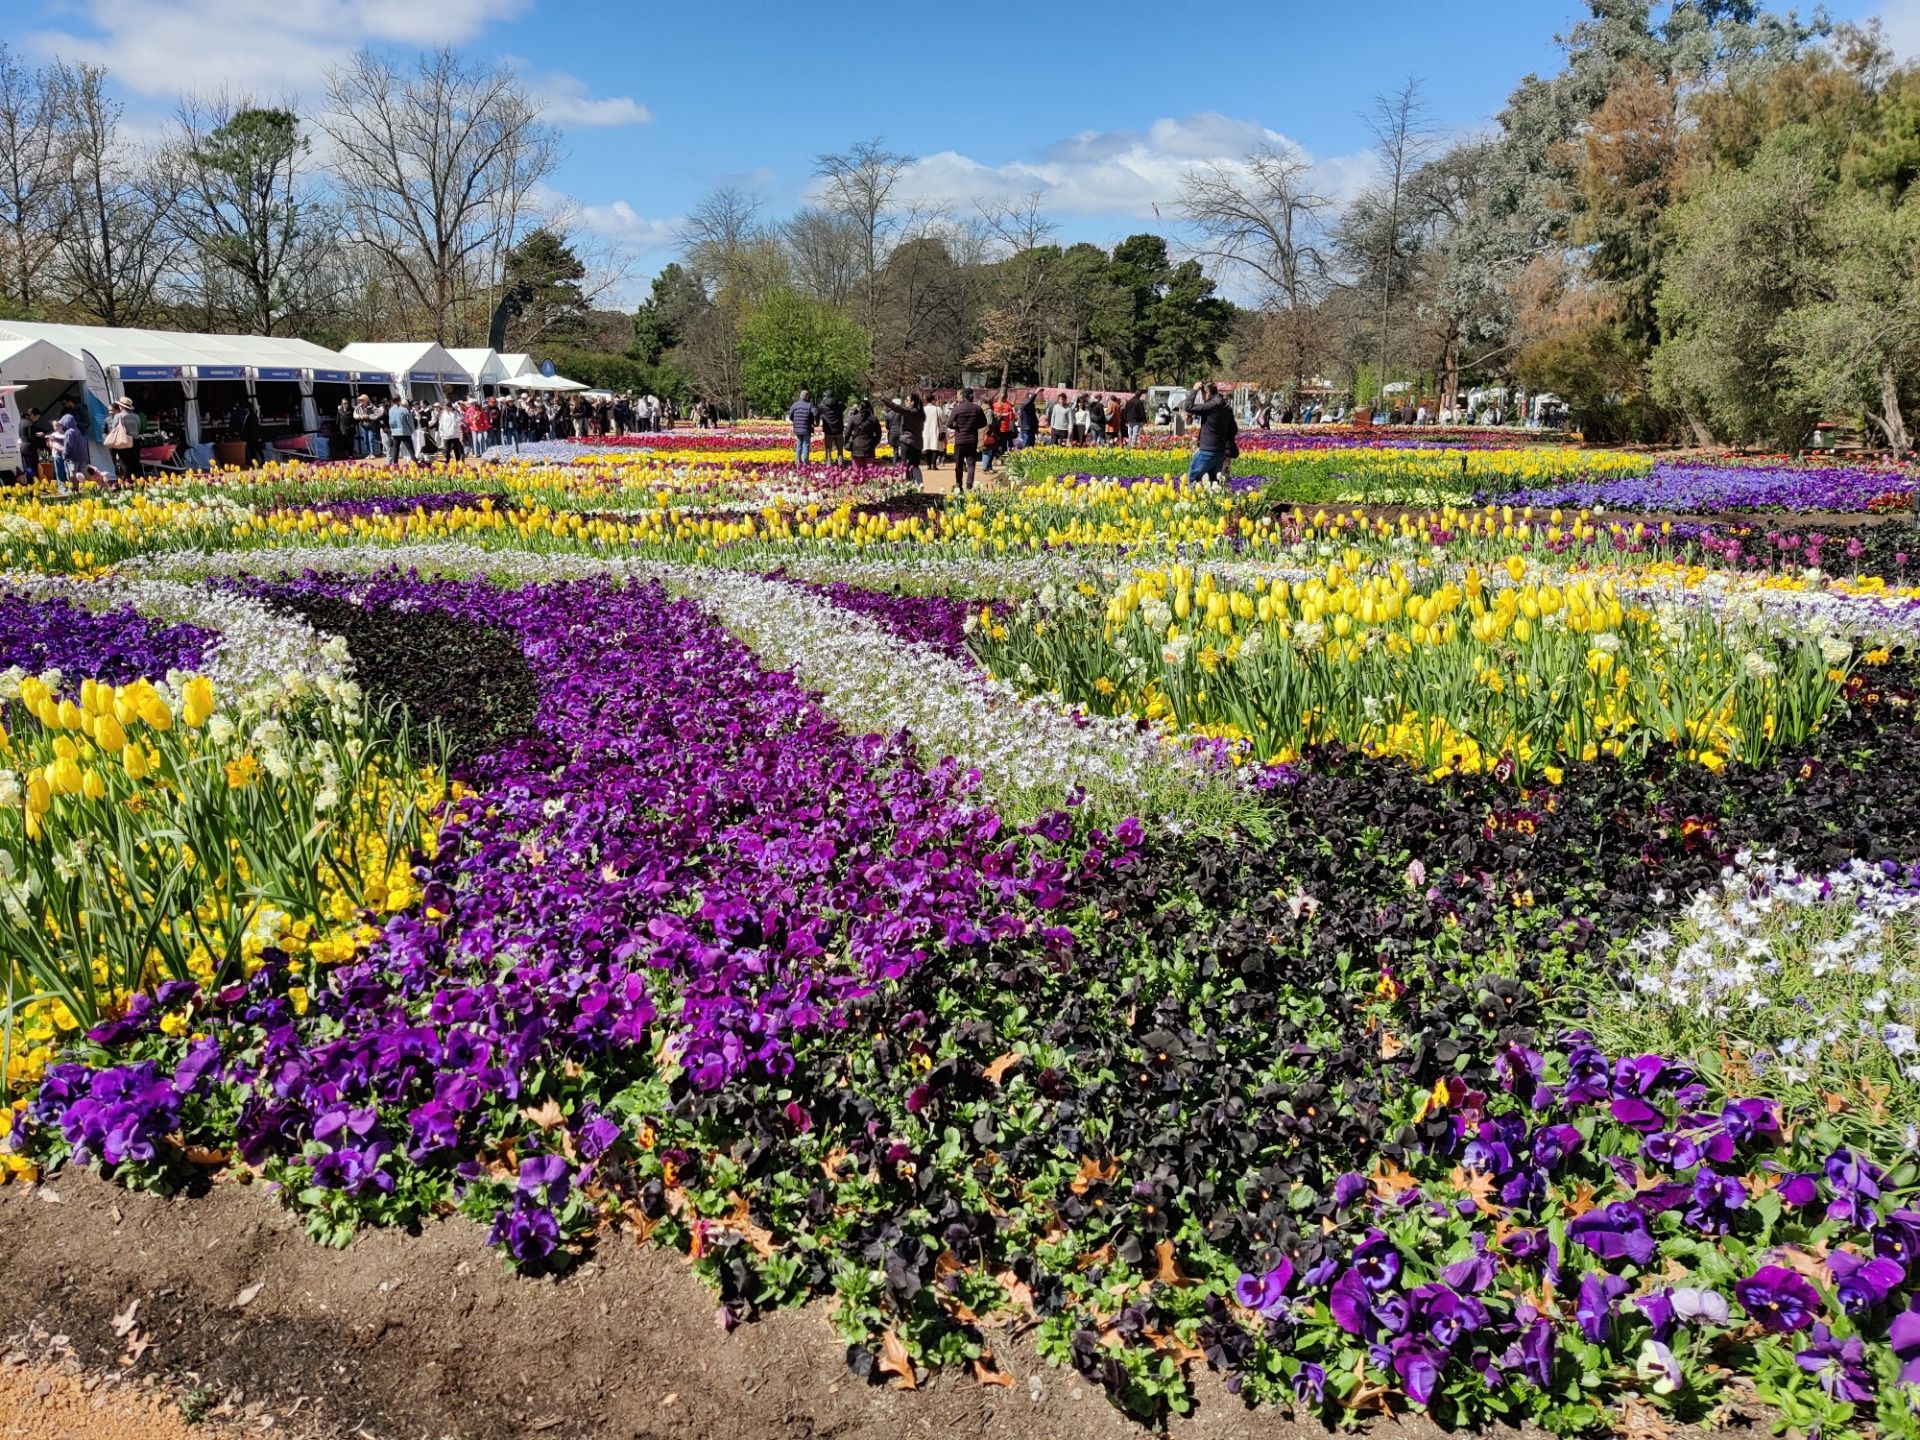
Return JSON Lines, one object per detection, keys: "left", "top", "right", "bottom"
{"left": 737, "top": 286, "right": 868, "bottom": 416}
{"left": 1141, "top": 261, "right": 1232, "bottom": 383}
{"left": 503, "top": 229, "right": 590, "bottom": 345}
{"left": 631, "top": 262, "right": 707, "bottom": 367}
{"left": 1652, "top": 126, "right": 1835, "bottom": 449}
{"left": 1515, "top": 319, "right": 1666, "bottom": 443}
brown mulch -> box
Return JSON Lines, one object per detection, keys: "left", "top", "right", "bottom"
{"left": 0, "top": 1171, "right": 1453, "bottom": 1440}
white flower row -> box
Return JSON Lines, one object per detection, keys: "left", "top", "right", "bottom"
{"left": 2, "top": 571, "right": 354, "bottom": 697}
{"left": 131, "top": 541, "right": 1247, "bottom": 827}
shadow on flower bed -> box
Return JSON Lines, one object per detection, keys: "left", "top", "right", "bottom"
{"left": 15, "top": 576, "right": 1920, "bottom": 1436}
{"left": 245, "top": 585, "right": 541, "bottom": 768}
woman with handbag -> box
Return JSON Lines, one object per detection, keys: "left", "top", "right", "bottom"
{"left": 104, "top": 399, "right": 142, "bottom": 484}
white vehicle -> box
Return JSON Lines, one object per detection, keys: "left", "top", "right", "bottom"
{"left": 1144, "top": 384, "right": 1191, "bottom": 417}
{"left": 0, "top": 385, "right": 22, "bottom": 482}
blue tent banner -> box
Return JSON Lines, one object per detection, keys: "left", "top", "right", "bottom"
{"left": 313, "top": 370, "right": 353, "bottom": 384}
{"left": 117, "top": 365, "right": 182, "bottom": 381}
{"left": 196, "top": 366, "right": 244, "bottom": 380}
{"left": 255, "top": 367, "right": 300, "bottom": 381}
{"left": 408, "top": 370, "right": 439, "bottom": 383}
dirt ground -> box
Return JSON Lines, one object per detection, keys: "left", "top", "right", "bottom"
{"left": 0, "top": 1171, "right": 1493, "bottom": 1440}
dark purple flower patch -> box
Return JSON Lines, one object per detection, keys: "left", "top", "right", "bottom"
{"left": 0, "top": 592, "right": 214, "bottom": 685}
{"left": 766, "top": 572, "right": 989, "bottom": 664}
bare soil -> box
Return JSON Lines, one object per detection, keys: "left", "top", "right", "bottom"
{"left": 0, "top": 1171, "right": 1461, "bottom": 1440}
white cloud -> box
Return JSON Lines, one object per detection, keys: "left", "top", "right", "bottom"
{"left": 1878, "top": 0, "right": 1920, "bottom": 57}
{"left": 895, "top": 113, "right": 1378, "bottom": 219}
{"left": 26, "top": 0, "right": 528, "bottom": 100}
{"left": 501, "top": 59, "right": 653, "bottom": 128}
{"left": 573, "top": 200, "right": 682, "bottom": 253}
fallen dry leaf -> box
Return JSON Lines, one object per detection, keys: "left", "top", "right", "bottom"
{"left": 1370, "top": 1158, "right": 1418, "bottom": 1199}
{"left": 1069, "top": 1155, "right": 1117, "bottom": 1196}
{"left": 1617, "top": 1395, "right": 1672, "bottom": 1440}
{"left": 995, "top": 1269, "right": 1036, "bottom": 1311}
{"left": 233, "top": 1281, "right": 265, "bottom": 1309}
{"left": 110, "top": 1300, "right": 139, "bottom": 1338}
{"left": 521, "top": 1098, "right": 565, "bottom": 1131}
{"left": 721, "top": 1194, "right": 777, "bottom": 1259}
{"left": 878, "top": 1330, "right": 917, "bottom": 1390}
{"left": 1153, "top": 1238, "right": 1190, "bottom": 1286}
{"left": 972, "top": 1358, "right": 1015, "bottom": 1388}
{"left": 982, "top": 1051, "right": 1023, "bottom": 1084}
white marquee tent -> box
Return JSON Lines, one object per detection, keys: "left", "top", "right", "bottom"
{"left": 340, "top": 342, "right": 470, "bottom": 402}
{"left": 446, "top": 348, "right": 511, "bottom": 393}
{"left": 0, "top": 321, "right": 370, "bottom": 451}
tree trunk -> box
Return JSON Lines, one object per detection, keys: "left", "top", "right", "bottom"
{"left": 1683, "top": 408, "right": 1716, "bottom": 448}
{"left": 1877, "top": 360, "right": 1910, "bottom": 458}
{"left": 1440, "top": 323, "right": 1460, "bottom": 417}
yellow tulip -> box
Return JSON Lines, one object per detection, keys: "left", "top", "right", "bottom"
{"left": 93, "top": 714, "right": 127, "bottom": 753}
{"left": 181, "top": 676, "right": 215, "bottom": 728}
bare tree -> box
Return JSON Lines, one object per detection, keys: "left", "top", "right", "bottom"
{"left": 164, "top": 91, "right": 336, "bottom": 335}
{"left": 1177, "top": 143, "right": 1331, "bottom": 396}
{"left": 51, "top": 61, "right": 177, "bottom": 326}
{"left": 812, "top": 138, "right": 919, "bottom": 343}
{"left": 319, "top": 49, "right": 557, "bottom": 343}
{"left": 0, "top": 47, "right": 64, "bottom": 315}
{"left": 681, "top": 184, "right": 785, "bottom": 303}
{"left": 783, "top": 205, "right": 861, "bottom": 309}
{"left": 1363, "top": 77, "right": 1431, "bottom": 404}
{"left": 967, "top": 194, "right": 1060, "bottom": 389}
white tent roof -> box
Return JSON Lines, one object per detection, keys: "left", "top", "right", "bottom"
{"left": 445, "top": 348, "right": 511, "bottom": 385}
{"left": 503, "top": 372, "right": 588, "bottom": 392}
{"left": 497, "top": 352, "right": 539, "bottom": 378}
{"left": 0, "top": 336, "right": 83, "bottom": 387}
{"left": 341, "top": 341, "right": 469, "bottom": 384}
{"left": 0, "top": 321, "right": 360, "bottom": 378}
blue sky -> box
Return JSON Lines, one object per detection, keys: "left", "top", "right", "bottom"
{"left": 24, "top": 0, "right": 1920, "bottom": 302}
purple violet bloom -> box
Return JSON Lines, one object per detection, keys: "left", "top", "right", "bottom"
{"left": 1735, "top": 1265, "right": 1822, "bottom": 1334}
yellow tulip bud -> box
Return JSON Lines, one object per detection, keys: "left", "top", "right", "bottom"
{"left": 82, "top": 768, "right": 107, "bottom": 801}
{"left": 123, "top": 744, "right": 150, "bottom": 781}
{"left": 181, "top": 676, "right": 214, "bottom": 728}
{"left": 94, "top": 714, "right": 127, "bottom": 753}
{"left": 56, "top": 699, "right": 84, "bottom": 730}
{"left": 49, "top": 756, "right": 82, "bottom": 795}
{"left": 25, "top": 772, "right": 50, "bottom": 814}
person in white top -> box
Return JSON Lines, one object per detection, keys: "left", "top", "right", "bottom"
{"left": 922, "top": 400, "right": 944, "bottom": 470}
{"left": 1047, "top": 395, "right": 1072, "bottom": 442}
{"left": 437, "top": 402, "right": 466, "bottom": 461}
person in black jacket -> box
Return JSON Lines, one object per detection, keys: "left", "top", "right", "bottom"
{"left": 819, "top": 390, "right": 847, "bottom": 465}
{"left": 1122, "top": 391, "right": 1147, "bottom": 445}
{"left": 945, "top": 387, "right": 991, "bottom": 492}
{"left": 882, "top": 393, "right": 926, "bottom": 486}
{"left": 1184, "top": 382, "right": 1237, "bottom": 482}
{"left": 845, "top": 399, "right": 882, "bottom": 461}
{"left": 1016, "top": 392, "right": 1038, "bottom": 449}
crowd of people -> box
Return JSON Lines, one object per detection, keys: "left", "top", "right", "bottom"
{"left": 782, "top": 383, "right": 1249, "bottom": 491}
{"left": 333, "top": 391, "right": 689, "bottom": 463}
